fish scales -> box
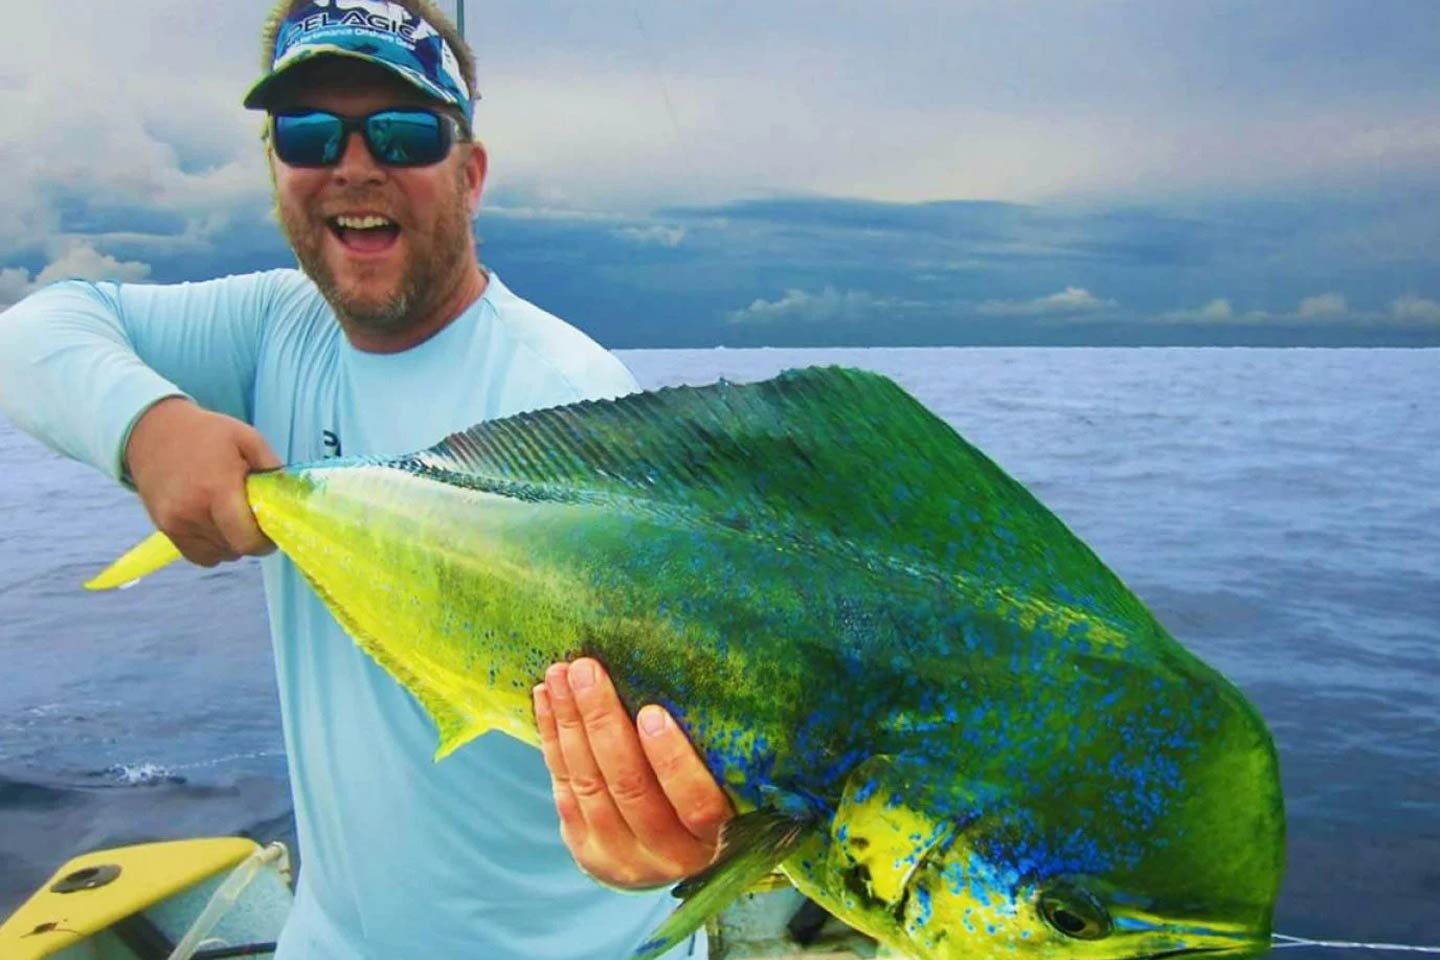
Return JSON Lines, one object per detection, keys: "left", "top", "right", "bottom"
{"left": 87, "top": 366, "right": 1285, "bottom": 960}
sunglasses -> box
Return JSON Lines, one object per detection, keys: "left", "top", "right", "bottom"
{"left": 271, "top": 109, "right": 461, "bottom": 168}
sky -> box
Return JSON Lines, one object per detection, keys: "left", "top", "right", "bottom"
{"left": 2, "top": 0, "right": 1438, "bottom": 346}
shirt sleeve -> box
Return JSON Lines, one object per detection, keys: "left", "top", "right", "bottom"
{"left": 0, "top": 271, "right": 284, "bottom": 482}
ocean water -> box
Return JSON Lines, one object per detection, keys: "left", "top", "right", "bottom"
{"left": 1, "top": 347, "right": 1436, "bottom": 954}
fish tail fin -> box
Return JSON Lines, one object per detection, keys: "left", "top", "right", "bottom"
{"left": 84, "top": 531, "right": 183, "bottom": 591}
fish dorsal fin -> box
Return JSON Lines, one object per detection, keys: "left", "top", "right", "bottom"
{"left": 406, "top": 366, "right": 1151, "bottom": 635}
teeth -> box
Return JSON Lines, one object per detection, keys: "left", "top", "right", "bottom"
{"left": 334, "top": 215, "right": 394, "bottom": 230}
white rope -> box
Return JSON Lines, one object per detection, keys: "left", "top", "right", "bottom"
{"left": 165, "top": 843, "right": 287, "bottom": 960}
{"left": 1274, "top": 935, "right": 1440, "bottom": 954}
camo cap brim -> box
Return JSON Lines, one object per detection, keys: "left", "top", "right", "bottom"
{"left": 244, "top": 1, "right": 474, "bottom": 127}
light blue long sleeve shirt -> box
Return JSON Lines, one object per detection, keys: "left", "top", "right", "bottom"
{"left": 0, "top": 270, "right": 701, "bottom": 960}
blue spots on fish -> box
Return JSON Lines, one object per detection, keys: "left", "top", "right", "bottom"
{"left": 913, "top": 883, "right": 933, "bottom": 926}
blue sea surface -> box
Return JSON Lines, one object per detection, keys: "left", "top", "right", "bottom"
{"left": 1, "top": 347, "right": 1436, "bottom": 953}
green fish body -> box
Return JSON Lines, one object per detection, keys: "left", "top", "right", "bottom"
{"left": 91, "top": 367, "right": 1285, "bottom": 960}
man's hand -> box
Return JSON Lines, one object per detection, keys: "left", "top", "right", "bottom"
{"left": 125, "top": 397, "right": 281, "bottom": 566}
{"left": 533, "top": 657, "right": 733, "bottom": 889}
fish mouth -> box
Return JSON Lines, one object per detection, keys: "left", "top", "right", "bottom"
{"left": 1139, "top": 948, "right": 1234, "bottom": 960}
{"left": 1131, "top": 936, "right": 1273, "bottom": 960}
{"left": 1113, "top": 914, "right": 1273, "bottom": 960}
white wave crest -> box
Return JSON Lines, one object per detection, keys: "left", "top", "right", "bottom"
{"left": 107, "top": 762, "right": 180, "bottom": 786}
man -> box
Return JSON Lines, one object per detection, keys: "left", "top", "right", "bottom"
{"left": 0, "top": 1, "right": 729, "bottom": 956}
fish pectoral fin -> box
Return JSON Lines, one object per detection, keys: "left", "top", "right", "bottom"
{"left": 631, "top": 806, "right": 814, "bottom": 960}
{"left": 672, "top": 805, "right": 813, "bottom": 900}
{"left": 85, "top": 531, "right": 183, "bottom": 590}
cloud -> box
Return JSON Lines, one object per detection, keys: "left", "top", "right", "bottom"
{"left": 0, "top": 3, "right": 270, "bottom": 289}
{"left": 36, "top": 242, "right": 152, "bottom": 287}
{"left": 0, "top": 241, "right": 151, "bottom": 308}
{"left": 3, "top": 0, "right": 1438, "bottom": 351}
{"left": 726, "top": 287, "right": 906, "bottom": 326}
{"left": 1390, "top": 296, "right": 1440, "bottom": 323}
{"left": 1160, "top": 298, "right": 1235, "bottom": 322}
{"left": 485, "top": 196, "right": 622, "bottom": 223}
{"left": 975, "top": 286, "right": 1115, "bottom": 317}
{"left": 1152, "top": 290, "right": 1440, "bottom": 331}
{"left": 474, "top": 7, "right": 1440, "bottom": 208}
{"left": 4, "top": 0, "right": 1440, "bottom": 251}
{"left": 1160, "top": 295, "right": 1351, "bottom": 326}
{"left": 613, "top": 224, "right": 686, "bottom": 248}
{"left": 2, "top": 242, "right": 153, "bottom": 304}
{"left": 1297, "top": 293, "right": 1348, "bottom": 318}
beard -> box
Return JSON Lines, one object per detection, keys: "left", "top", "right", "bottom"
{"left": 277, "top": 164, "right": 474, "bottom": 335}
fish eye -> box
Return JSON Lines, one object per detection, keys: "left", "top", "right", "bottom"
{"left": 1038, "top": 885, "right": 1112, "bottom": 940}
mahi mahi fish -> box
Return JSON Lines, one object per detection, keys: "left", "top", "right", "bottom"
{"left": 89, "top": 366, "right": 1286, "bottom": 960}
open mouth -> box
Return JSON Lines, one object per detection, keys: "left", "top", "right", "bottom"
{"left": 327, "top": 214, "right": 401, "bottom": 254}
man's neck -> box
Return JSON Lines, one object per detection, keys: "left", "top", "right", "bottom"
{"left": 342, "top": 263, "right": 489, "bottom": 354}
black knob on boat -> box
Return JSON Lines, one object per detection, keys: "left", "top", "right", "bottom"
{"left": 51, "top": 864, "right": 121, "bottom": 893}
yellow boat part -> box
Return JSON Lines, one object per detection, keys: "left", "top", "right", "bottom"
{"left": 0, "top": 837, "right": 258, "bottom": 960}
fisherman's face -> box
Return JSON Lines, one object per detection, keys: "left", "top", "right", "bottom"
{"left": 269, "top": 60, "right": 486, "bottom": 335}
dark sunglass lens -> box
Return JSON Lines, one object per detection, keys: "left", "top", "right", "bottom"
{"left": 366, "top": 111, "right": 449, "bottom": 166}
{"left": 274, "top": 113, "right": 344, "bottom": 166}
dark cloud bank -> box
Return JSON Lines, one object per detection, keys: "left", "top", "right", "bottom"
{"left": 97, "top": 192, "right": 1440, "bottom": 348}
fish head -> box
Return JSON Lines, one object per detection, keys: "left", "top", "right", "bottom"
{"left": 893, "top": 854, "right": 1278, "bottom": 960}
{"left": 811, "top": 680, "right": 1284, "bottom": 960}
{"left": 924, "top": 663, "right": 1287, "bottom": 960}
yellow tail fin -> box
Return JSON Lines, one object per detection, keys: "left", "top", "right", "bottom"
{"left": 85, "top": 531, "right": 183, "bottom": 591}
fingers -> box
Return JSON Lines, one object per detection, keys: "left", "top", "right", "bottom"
{"left": 533, "top": 658, "right": 731, "bottom": 888}
{"left": 238, "top": 427, "right": 283, "bottom": 472}
{"left": 214, "top": 425, "right": 278, "bottom": 557}
{"left": 563, "top": 661, "right": 706, "bottom": 860}
{"left": 636, "top": 705, "right": 732, "bottom": 846}
{"left": 211, "top": 491, "right": 272, "bottom": 558}
{"left": 533, "top": 682, "right": 587, "bottom": 855}
{"left": 127, "top": 400, "right": 278, "bottom": 563}
{"left": 170, "top": 524, "right": 238, "bottom": 567}
{"left": 542, "top": 661, "right": 641, "bottom": 858}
